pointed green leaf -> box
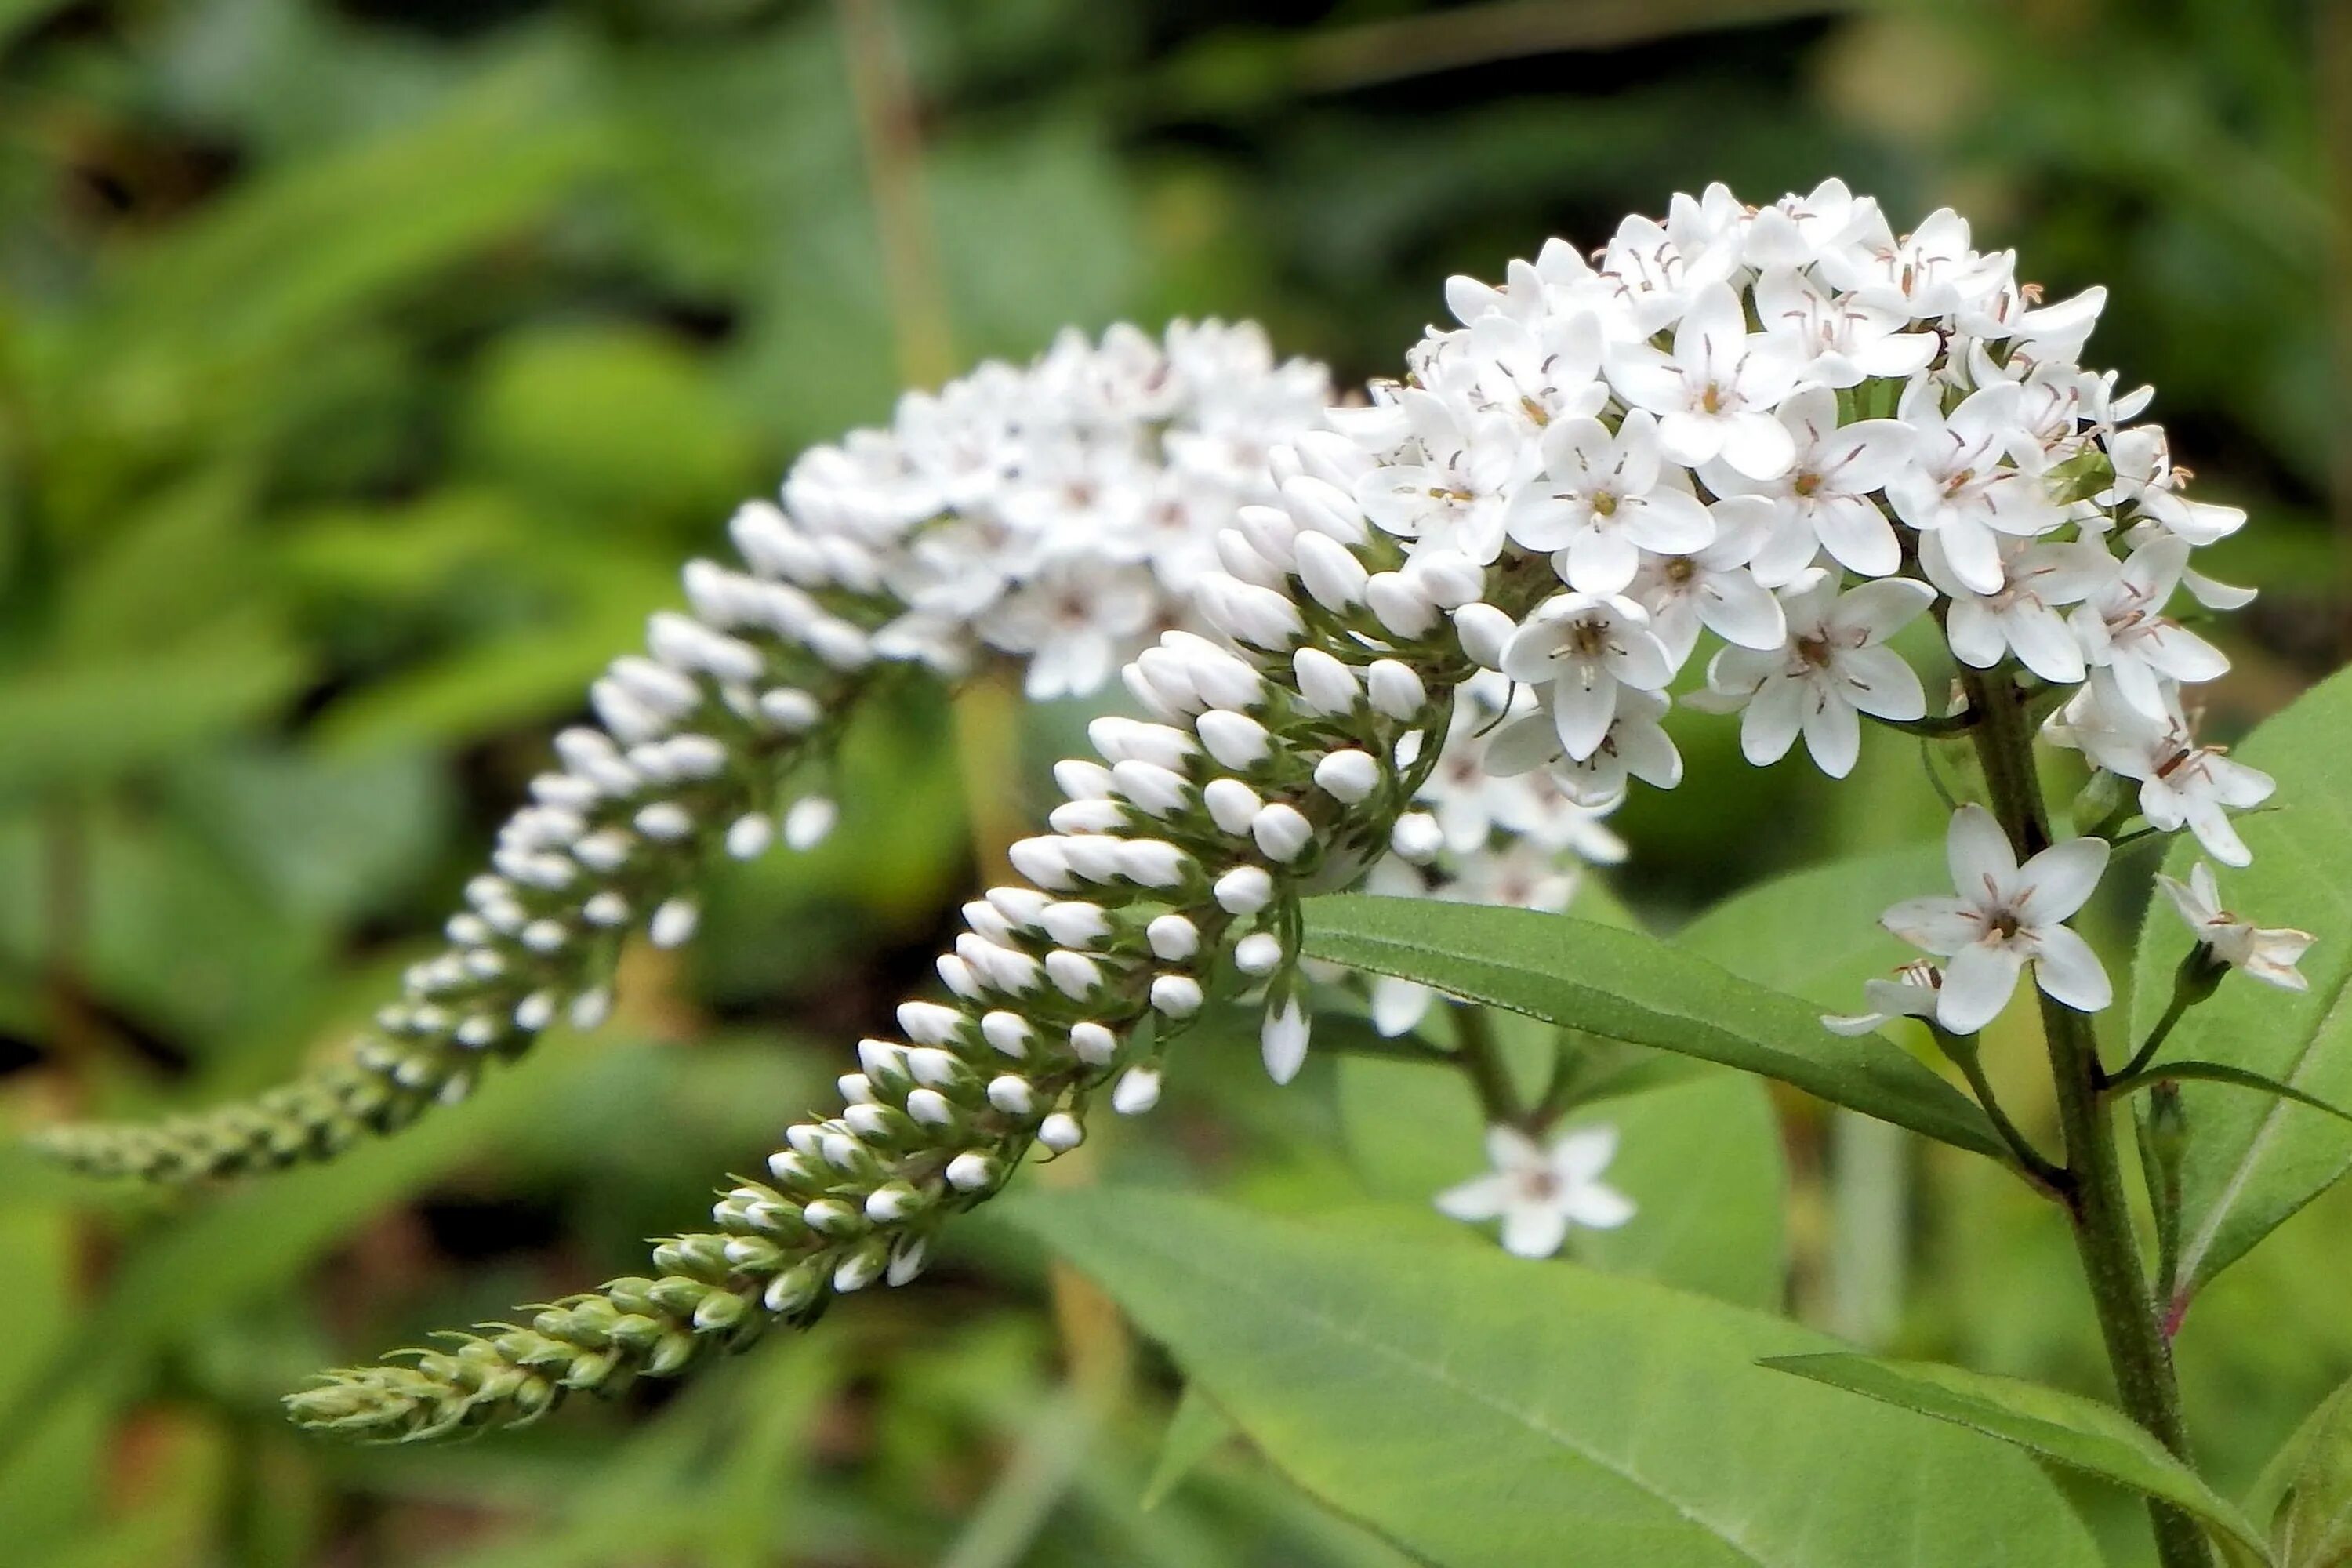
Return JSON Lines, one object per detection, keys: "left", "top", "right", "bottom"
{"left": 1008, "top": 1188, "right": 2102, "bottom": 1568}
{"left": 2107, "top": 1062, "right": 2352, "bottom": 1127}
{"left": 1765, "top": 1352, "right": 2271, "bottom": 1563}
{"left": 2129, "top": 669, "right": 2352, "bottom": 1298}
{"left": 2249, "top": 1373, "right": 2352, "bottom": 1567}
{"left": 1301, "top": 895, "right": 2002, "bottom": 1158}
{"left": 1142, "top": 1383, "right": 1236, "bottom": 1510}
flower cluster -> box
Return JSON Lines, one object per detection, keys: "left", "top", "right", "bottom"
{"left": 34, "top": 323, "right": 1331, "bottom": 1181}
{"left": 194, "top": 187, "right": 2321, "bottom": 1438}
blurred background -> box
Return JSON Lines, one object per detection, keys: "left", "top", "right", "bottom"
{"left": 1, "top": 1, "right": 2347, "bottom": 1563}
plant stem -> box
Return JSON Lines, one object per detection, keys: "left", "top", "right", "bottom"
{"left": 2118, "top": 989, "right": 2194, "bottom": 1083}
{"left": 1959, "top": 667, "right": 2214, "bottom": 1568}
{"left": 1453, "top": 1006, "right": 1526, "bottom": 1129}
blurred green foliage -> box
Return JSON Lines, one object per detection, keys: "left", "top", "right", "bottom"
{"left": 0, "top": 0, "right": 2344, "bottom": 1563}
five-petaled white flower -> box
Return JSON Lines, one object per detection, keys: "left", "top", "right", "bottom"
{"left": 1436, "top": 1123, "right": 1635, "bottom": 1258}
{"left": 1883, "top": 379, "right": 2060, "bottom": 596}
{"left": 2070, "top": 535, "right": 2230, "bottom": 720}
{"left": 1701, "top": 572, "right": 1935, "bottom": 779}
{"left": 1882, "top": 804, "right": 2112, "bottom": 1034}
{"left": 1501, "top": 593, "right": 1677, "bottom": 760}
{"left": 2155, "top": 862, "right": 2314, "bottom": 992}
{"left": 1704, "top": 385, "right": 1915, "bottom": 583}
{"left": 2045, "top": 676, "right": 2274, "bottom": 866}
{"left": 1505, "top": 410, "right": 1717, "bottom": 593}
{"left": 1606, "top": 281, "right": 1801, "bottom": 479}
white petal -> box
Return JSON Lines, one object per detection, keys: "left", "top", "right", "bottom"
{"left": 2015, "top": 836, "right": 2109, "bottom": 924}
{"left": 1831, "top": 577, "right": 1936, "bottom": 644}
{"left": 1434, "top": 1173, "right": 1513, "bottom": 1222}
{"left": 1939, "top": 942, "right": 2026, "bottom": 1034}
{"left": 1551, "top": 1123, "right": 1619, "bottom": 1182}
{"left": 1552, "top": 668, "right": 1621, "bottom": 761}
{"left": 1811, "top": 495, "right": 1901, "bottom": 578}
{"left": 1883, "top": 895, "right": 1980, "bottom": 956}
{"left": 1800, "top": 688, "right": 1861, "bottom": 778}
{"left": 1562, "top": 1181, "right": 1637, "bottom": 1230}
{"left": 1501, "top": 1201, "right": 1572, "bottom": 1259}
{"left": 1718, "top": 412, "right": 1797, "bottom": 481}
{"left": 1947, "top": 803, "right": 2018, "bottom": 892}
{"left": 1566, "top": 528, "right": 1642, "bottom": 597}
{"left": 1838, "top": 644, "right": 1926, "bottom": 722}
{"left": 2030, "top": 924, "right": 2113, "bottom": 1014}
{"left": 1697, "top": 569, "right": 1788, "bottom": 650}
{"left": 1740, "top": 677, "right": 1806, "bottom": 765}
{"left": 1624, "top": 486, "right": 1718, "bottom": 555}
{"left": 1370, "top": 977, "right": 1434, "bottom": 1037}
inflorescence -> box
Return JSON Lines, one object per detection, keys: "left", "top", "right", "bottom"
{"left": 58, "top": 181, "right": 2313, "bottom": 1439}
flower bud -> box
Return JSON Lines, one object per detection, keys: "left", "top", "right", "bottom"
{"left": 986, "top": 1075, "right": 1036, "bottom": 1115}
{"left": 783, "top": 797, "right": 838, "bottom": 851}
{"left": 1147, "top": 914, "right": 1201, "bottom": 961}
{"left": 946, "top": 1152, "right": 1001, "bottom": 1192}
{"left": 1150, "top": 975, "right": 1205, "bottom": 1017}
{"left": 1366, "top": 659, "right": 1427, "bottom": 720}
{"left": 649, "top": 898, "right": 700, "bottom": 949}
{"left": 1453, "top": 602, "right": 1515, "bottom": 668}
{"left": 1292, "top": 646, "right": 1361, "bottom": 716}
{"left": 1261, "top": 995, "right": 1312, "bottom": 1085}
{"left": 1112, "top": 1067, "right": 1164, "bottom": 1116}
{"left": 1038, "top": 1113, "right": 1085, "bottom": 1152}
{"left": 1203, "top": 778, "right": 1263, "bottom": 835}
{"left": 1294, "top": 529, "right": 1369, "bottom": 609}
{"left": 1234, "top": 932, "right": 1284, "bottom": 975}
{"left": 1314, "top": 749, "right": 1381, "bottom": 803}
{"left": 1214, "top": 866, "right": 1275, "bottom": 915}
{"left": 1391, "top": 812, "right": 1444, "bottom": 863}
{"left": 980, "top": 1011, "right": 1033, "bottom": 1058}
{"left": 1364, "top": 572, "right": 1437, "bottom": 637}
{"left": 1197, "top": 710, "right": 1272, "bottom": 771}
{"left": 1069, "top": 1021, "right": 1119, "bottom": 1065}
{"left": 1252, "top": 803, "right": 1314, "bottom": 862}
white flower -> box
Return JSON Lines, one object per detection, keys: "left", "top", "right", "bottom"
{"left": 2070, "top": 535, "right": 2230, "bottom": 719}
{"left": 1751, "top": 266, "right": 1938, "bottom": 390}
{"left": 1595, "top": 212, "right": 1739, "bottom": 339}
{"left": 1504, "top": 411, "right": 1716, "bottom": 593}
{"left": 1486, "top": 685, "right": 1682, "bottom": 808}
{"left": 1817, "top": 205, "right": 2013, "bottom": 321}
{"left": 2103, "top": 426, "right": 2247, "bottom": 547}
{"left": 1606, "top": 282, "right": 1801, "bottom": 478}
{"left": 978, "top": 557, "right": 1159, "bottom": 700}
{"left": 1355, "top": 388, "right": 1532, "bottom": 563}
{"left": 1704, "top": 386, "right": 1915, "bottom": 583}
{"left": 1452, "top": 310, "right": 1610, "bottom": 434}
{"left": 1702, "top": 573, "right": 1934, "bottom": 779}
{"left": 2045, "top": 676, "right": 2274, "bottom": 866}
{"left": 1882, "top": 804, "right": 2112, "bottom": 1034}
{"left": 1501, "top": 593, "right": 1678, "bottom": 760}
{"left": 1742, "top": 178, "right": 1881, "bottom": 270}
{"left": 1630, "top": 501, "right": 1788, "bottom": 666}
{"left": 1924, "top": 535, "right": 2113, "bottom": 685}
{"left": 1883, "top": 379, "right": 2059, "bottom": 595}
{"left": 1435, "top": 1123, "right": 1635, "bottom": 1258}
{"left": 2155, "top": 862, "right": 2314, "bottom": 991}
{"left": 1823, "top": 960, "right": 1947, "bottom": 1036}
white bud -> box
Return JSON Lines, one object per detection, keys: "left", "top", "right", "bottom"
{"left": 1038, "top": 1112, "right": 1085, "bottom": 1152}
{"left": 841, "top": 1105, "right": 891, "bottom": 1142}
{"left": 1054, "top": 759, "right": 1116, "bottom": 800}
{"left": 858, "top": 1037, "right": 908, "bottom": 1081}
{"left": 569, "top": 988, "right": 612, "bottom": 1029}
{"left": 1234, "top": 932, "right": 1284, "bottom": 975}
{"left": 937, "top": 953, "right": 984, "bottom": 1000}
{"left": 1196, "top": 709, "right": 1271, "bottom": 770}
{"left": 574, "top": 829, "right": 633, "bottom": 873}
{"left": 1203, "top": 778, "right": 1262, "bottom": 835}
{"left": 1112, "top": 1067, "right": 1164, "bottom": 1116}
{"left": 1109, "top": 760, "right": 1189, "bottom": 816}
{"left": 456, "top": 1014, "right": 499, "bottom": 1047}
{"left": 1050, "top": 798, "right": 1128, "bottom": 834}
{"left": 946, "top": 1152, "right": 1000, "bottom": 1192}
{"left": 649, "top": 898, "right": 699, "bottom": 949}
{"left": 837, "top": 1073, "right": 875, "bottom": 1105}
{"left": 1252, "top": 803, "right": 1314, "bottom": 862}
{"left": 1234, "top": 503, "right": 1298, "bottom": 565}
{"left": 758, "top": 687, "right": 821, "bottom": 731}
{"left": 1294, "top": 529, "right": 1370, "bottom": 610}
{"left": 514, "top": 991, "right": 558, "bottom": 1032}
{"left": 987, "top": 1075, "right": 1036, "bottom": 1116}
{"left": 1150, "top": 975, "right": 1204, "bottom": 1017}
{"left": 1215, "top": 526, "right": 1288, "bottom": 588}
{"left": 1391, "top": 811, "right": 1443, "bottom": 863}
{"left": 907, "top": 1047, "right": 962, "bottom": 1087}
{"left": 985, "top": 886, "right": 1052, "bottom": 928}
{"left": 865, "top": 1185, "right": 920, "bottom": 1224}
{"left": 1313, "top": 749, "right": 1381, "bottom": 803}
{"left": 522, "top": 919, "right": 568, "bottom": 953}
{"left": 1453, "top": 601, "right": 1515, "bottom": 669}
{"left": 1148, "top": 914, "right": 1201, "bottom": 961}
{"left": 1045, "top": 949, "right": 1104, "bottom": 1000}
{"left": 1040, "top": 901, "right": 1111, "bottom": 947}
{"left": 1364, "top": 572, "right": 1437, "bottom": 637}
{"left": 1214, "top": 865, "right": 1275, "bottom": 915}
{"left": 1007, "top": 836, "right": 1076, "bottom": 891}
{"left": 1169, "top": 633, "right": 1265, "bottom": 711}
{"left": 1366, "top": 659, "right": 1427, "bottom": 720}
{"left": 1403, "top": 546, "right": 1486, "bottom": 608}
{"left": 1203, "top": 575, "right": 1305, "bottom": 648}
{"left": 833, "top": 1250, "right": 884, "bottom": 1293}
{"left": 583, "top": 891, "right": 630, "bottom": 926}
{"left": 634, "top": 802, "right": 694, "bottom": 841}
{"left": 1292, "top": 646, "right": 1361, "bottom": 716}
{"left": 980, "top": 1011, "right": 1033, "bottom": 1057}
{"left": 1068, "top": 1021, "right": 1119, "bottom": 1065}
{"left": 1088, "top": 717, "right": 1195, "bottom": 770}
{"left": 1115, "top": 839, "right": 1190, "bottom": 887}
{"left": 725, "top": 814, "right": 774, "bottom": 860}
{"left": 1261, "top": 996, "right": 1312, "bottom": 1085}
{"left": 661, "top": 734, "right": 729, "bottom": 780}
{"left": 905, "top": 1088, "right": 955, "bottom": 1126}
{"left": 784, "top": 797, "right": 837, "bottom": 851}
{"left": 897, "top": 1000, "right": 964, "bottom": 1045}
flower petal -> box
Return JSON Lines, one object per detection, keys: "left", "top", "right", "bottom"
{"left": 2015, "top": 836, "right": 2110, "bottom": 924}
{"left": 2030, "top": 924, "right": 2113, "bottom": 1014}
{"left": 1939, "top": 942, "right": 2025, "bottom": 1034}
{"left": 1501, "top": 1201, "right": 1572, "bottom": 1259}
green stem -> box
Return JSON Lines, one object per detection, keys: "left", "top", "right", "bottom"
{"left": 1959, "top": 667, "right": 2214, "bottom": 1568}
{"left": 1941, "top": 1036, "right": 2064, "bottom": 1193}
{"left": 1452, "top": 1006, "right": 1526, "bottom": 1130}
{"left": 2118, "top": 990, "right": 2194, "bottom": 1083}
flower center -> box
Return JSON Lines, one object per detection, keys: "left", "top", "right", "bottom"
{"left": 1566, "top": 622, "right": 1611, "bottom": 659}
{"left": 1792, "top": 470, "right": 1822, "bottom": 498}
{"left": 1988, "top": 909, "right": 2023, "bottom": 941}
{"left": 1700, "top": 382, "right": 1726, "bottom": 415}
{"left": 1592, "top": 488, "right": 1620, "bottom": 518}
{"left": 1795, "top": 633, "right": 1834, "bottom": 668}
{"left": 1663, "top": 556, "right": 1698, "bottom": 585}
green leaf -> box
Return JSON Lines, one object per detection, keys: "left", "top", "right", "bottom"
{"left": 2108, "top": 1062, "right": 2352, "bottom": 1127}
{"left": 1008, "top": 1188, "right": 2103, "bottom": 1567}
{"left": 1764, "top": 1352, "right": 2272, "bottom": 1563}
{"left": 1301, "top": 895, "right": 2002, "bottom": 1158}
{"left": 1143, "top": 1384, "right": 1236, "bottom": 1510}
{"left": 2129, "top": 669, "right": 2352, "bottom": 1298}
{"left": 1675, "top": 842, "right": 1944, "bottom": 1010}
{"left": 2249, "top": 1372, "right": 2352, "bottom": 1567}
